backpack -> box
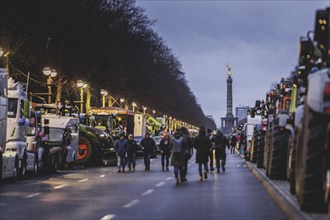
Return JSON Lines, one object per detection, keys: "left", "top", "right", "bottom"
{"left": 172, "top": 137, "right": 184, "bottom": 153}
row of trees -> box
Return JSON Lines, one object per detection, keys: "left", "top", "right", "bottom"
{"left": 1, "top": 0, "right": 216, "bottom": 129}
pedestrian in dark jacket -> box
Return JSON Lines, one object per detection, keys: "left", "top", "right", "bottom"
{"left": 115, "top": 134, "right": 128, "bottom": 173}
{"left": 127, "top": 134, "right": 138, "bottom": 171}
{"left": 141, "top": 132, "right": 156, "bottom": 171}
{"left": 213, "top": 130, "right": 227, "bottom": 173}
{"left": 160, "top": 132, "right": 171, "bottom": 171}
{"left": 181, "top": 127, "right": 193, "bottom": 182}
{"left": 194, "top": 126, "right": 212, "bottom": 181}
{"left": 207, "top": 129, "right": 214, "bottom": 171}
{"left": 170, "top": 129, "right": 186, "bottom": 185}
{"left": 230, "top": 134, "right": 237, "bottom": 154}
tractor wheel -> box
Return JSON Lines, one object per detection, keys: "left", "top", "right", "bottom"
{"left": 31, "top": 152, "right": 39, "bottom": 177}
{"left": 265, "top": 121, "right": 274, "bottom": 177}
{"left": 251, "top": 132, "right": 258, "bottom": 163}
{"left": 256, "top": 132, "right": 265, "bottom": 168}
{"left": 268, "top": 120, "right": 289, "bottom": 180}
{"left": 287, "top": 132, "right": 296, "bottom": 195}
{"left": 76, "top": 136, "right": 93, "bottom": 165}
{"left": 323, "top": 123, "right": 330, "bottom": 216}
{"left": 296, "top": 105, "right": 328, "bottom": 212}
{"left": 18, "top": 152, "right": 27, "bottom": 180}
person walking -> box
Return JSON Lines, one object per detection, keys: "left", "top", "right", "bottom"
{"left": 127, "top": 134, "right": 138, "bottom": 171}
{"left": 194, "top": 126, "right": 212, "bottom": 181}
{"left": 160, "top": 132, "right": 171, "bottom": 171}
{"left": 141, "top": 132, "right": 156, "bottom": 171}
{"left": 170, "top": 129, "right": 186, "bottom": 185}
{"left": 213, "top": 130, "right": 227, "bottom": 173}
{"left": 181, "top": 127, "right": 193, "bottom": 182}
{"left": 207, "top": 129, "right": 214, "bottom": 171}
{"left": 114, "top": 134, "right": 128, "bottom": 173}
{"left": 230, "top": 133, "right": 237, "bottom": 154}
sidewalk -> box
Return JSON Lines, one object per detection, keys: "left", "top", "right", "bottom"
{"left": 245, "top": 159, "right": 328, "bottom": 220}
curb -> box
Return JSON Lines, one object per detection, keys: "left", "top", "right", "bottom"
{"left": 245, "top": 161, "right": 313, "bottom": 220}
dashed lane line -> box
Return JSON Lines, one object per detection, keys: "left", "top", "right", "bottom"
{"left": 166, "top": 177, "right": 173, "bottom": 180}
{"left": 155, "top": 182, "right": 165, "bottom": 187}
{"left": 54, "top": 184, "right": 67, "bottom": 189}
{"left": 100, "top": 214, "right": 116, "bottom": 220}
{"left": 141, "top": 189, "right": 154, "bottom": 196}
{"left": 78, "top": 179, "right": 88, "bottom": 183}
{"left": 24, "top": 193, "right": 41, "bottom": 199}
{"left": 100, "top": 175, "right": 105, "bottom": 178}
{"left": 123, "top": 199, "right": 139, "bottom": 208}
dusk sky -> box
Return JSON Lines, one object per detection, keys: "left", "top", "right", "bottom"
{"left": 136, "top": 0, "right": 329, "bottom": 127}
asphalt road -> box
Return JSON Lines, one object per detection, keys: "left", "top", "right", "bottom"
{"left": 0, "top": 150, "right": 287, "bottom": 220}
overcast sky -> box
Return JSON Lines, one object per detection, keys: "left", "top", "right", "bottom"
{"left": 136, "top": 0, "right": 329, "bottom": 127}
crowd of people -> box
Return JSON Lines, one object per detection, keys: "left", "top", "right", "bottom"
{"left": 114, "top": 126, "right": 239, "bottom": 185}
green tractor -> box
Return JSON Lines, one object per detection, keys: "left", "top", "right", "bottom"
{"left": 76, "top": 124, "right": 117, "bottom": 166}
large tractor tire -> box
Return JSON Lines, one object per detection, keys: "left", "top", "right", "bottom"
{"left": 268, "top": 119, "right": 289, "bottom": 180}
{"left": 287, "top": 131, "right": 296, "bottom": 195}
{"left": 323, "top": 123, "right": 330, "bottom": 217}
{"left": 296, "top": 105, "right": 328, "bottom": 212}
{"left": 256, "top": 131, "right": 265, "bottom": 168}
{"left": 265, "top": 122, "right": 273, "bottom": 177}
{"left": 76, "top": 136, "right": 93, "bottom": 165}
{"left": 250, "top": 131, "right": 258, "bottom": 163}
{"left": 18, "top": 152, "right": 27, "bottom": 180}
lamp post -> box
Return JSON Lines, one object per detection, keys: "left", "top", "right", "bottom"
{"left": 43, "top": 67, "right": 57, "bottom": 104}
{"left": 77, "top": 80, "right": 87, "bottom": 113}
{"left": 132, "top": 102, "right": 137, "bottom": 112}
{"left": 142, "top": 106, "right": 147, "bottom": 115}
{"left": 100, "top": 89, "right": 108, "bottom": 108}
{"left": 152, "top": 110, "right": 156, "bottom": 117}
{"left": 0, "top": 47, "right": 10, "bottom": 76}
{"left": 119, "top": 98, "right": 125, "bottom": 108}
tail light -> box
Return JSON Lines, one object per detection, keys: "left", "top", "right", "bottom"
{"left": 324, "top": 82, "right": 330, "bottom": 102}
{"left": 324, "top": 82, "right": 330, "bottom": 113}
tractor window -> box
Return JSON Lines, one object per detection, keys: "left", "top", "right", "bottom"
{"left": 7, "top": 98, "right": 18, "bottom": 118}
{"left": 285, "top": 100, "right": 291, "bottom": 111}
{"left": 25, "top": 117, "right": 37, "bottom": 136}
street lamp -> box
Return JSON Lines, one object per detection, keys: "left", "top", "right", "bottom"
{"left": 152, "top": 110, "right": 156, "bottom": 116}
{"left": 0, "top": 47, "right": 10, "bottom": 76}
{"left": 77, "top": 80, "right": 88, "bottom": 113}
{"left": 119, "top": 98, "right": 125, "bottom": 108}
{"left": 100, "top": 89, "right": 108, "bottom": 108}
{"left": 43, "top": 67, "right": 57, "bottom": 104}
{"left": 132, "top": 102, "right": 137, "bottom": 112}
{"left": 142, "top": 106, "right": 147, "bottom": 115}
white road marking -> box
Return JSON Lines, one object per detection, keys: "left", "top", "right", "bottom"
{"left": 54, "top": 184, "right": 67, "bottom": 189}
{"left": 123, "top": 199, "right": 139, "bottom": 208}
{"left": 24, "top": 193, "right": 41, "bottom": 199}
{"left": 141, "top": 189, "right": 154, "bottom": 196}
{"left": 166, "top": 177, "right": 173, "bottom": 180}
{"left": 244, "top": 165, "right": 247, "bottom": 168}
{"left": 0, "top": 203, "right": 6, "bottom": 206}
{"left": 237, "top": 164, "right": 240, "bottom": 167}
{"left": 100, "top": 175, "right": 105, "bottom": 178}
{"left": 155, "top": 182, "right": 165, "bottom": 187}
{"left": 78, "top": 179, "right": 88, "bottom": 183}
{"left": 100, "top": 214, "right": 116, "bottom": 220}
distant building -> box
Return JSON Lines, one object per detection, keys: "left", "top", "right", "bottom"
{"left": 236, "top": 106, "right": 250, "bottom": 124}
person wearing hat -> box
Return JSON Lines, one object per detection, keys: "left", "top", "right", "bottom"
{"left": 114, "top": 133, "right": 128, "bottom": 173}
{"left": 140, "top": 132, "right": 156, "bottom": 171}
{"left": 127, "top": 134, "right": 138, "bottom": 171}
{"left": 160, "top": 132, "right": 171, "bottom": 171}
